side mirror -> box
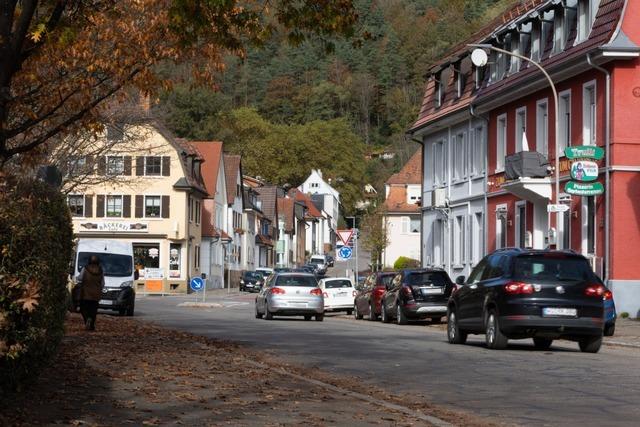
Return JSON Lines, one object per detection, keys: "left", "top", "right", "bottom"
{"left": 455, "top": 275, "right": 465, "bottom": 286}
{"left": 134, "top": 269, "right": 140, "bottom": 280}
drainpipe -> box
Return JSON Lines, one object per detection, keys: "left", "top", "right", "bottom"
{"left": 470, "top": 104, "right": 490, "bottom": 257}
{"left": 586, "top": 53, "right": 611, "bottom": 283}
{"left": 409, "top": 135, "right": 425, "bottom": 267}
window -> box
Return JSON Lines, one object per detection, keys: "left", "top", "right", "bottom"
{"left": 106, "top": 156, "right": 124, "bottom": 175}
{"left": 145, "top": 156, "right": 162, "bottom": 176}
{"left": 433, "top": 140, "right": 446, "bottom": 186}
{"left": 134, "top": 244, "right": 160, "bottom": 276}
{"left": 453, "top": 215, "right": 465, "bottom": 266}
{"left": 410, "top": 217, "right": 420, "bottom": 234}
{"left": 474, "top": 66, "right": 485, "bottom": 90}
{"left": 67, "top": 195, "right": 84, "bottom": 217}
{"left": 515, "top": 107, "right": 527, "bottom": 152}
{"left": 169, "top": 244, "right": 181, "bottom": 278}
{"left": 431, "top": 219, "right": 445, "bottom": 266}
{"left": 195, "top": 200, "right": 201, "bottom": 225}
{"left": 531, "top": 20, "right": 541, "bottom": 61}
{"left": 510, "top": 32, "right": 520, "bottom": 73}
{"left": 542, "top": 10, "right": 555, "bottom": 56}
{"left": 67, "top": 156, "right": 87, "bottom": 177}
{"left": 536, "top": 100, "right": 549, "bottom": 157}
{"left": 496, "top": 114, "right": 507, "bottom": 172}
{"left": 453, "top": 132, "right": 466, "bottom": 181}
{"left": 516, "top": 202, "right": 526, "bottom": 248}
{"left": 435, "top": 72, "right": 444, "bottom": 107}
{"left": 560, "top": 205, "right": 571, "bottom": 250}
{"left": 106, "top": 195, "right": 123, "bottom": 217}
{"left": 471, "top": 126, "right": 484, "bottom": 176}
{"left": 496, "top": 206, "right": 507, "bottom": 249}
{"left": 565, "top": 0, "right": 578, "bottom": 45}
{"left": 473, "top": 212, "right": 484, "bottom": 264}
{"left": 145, "top": 196, "right": 161, "bottom": 217}
{"left": 194, "top": 245, "right": 201, "bottom": 270}
{"left": 401, "top": 217, "right": 410, "bottom": 234}
{"left": 188, "top": 196, "right": 194, "bottom": 222}
{"left": 553, "top": 8, "right": 564, "bottom": 54}
{"left": 583, "top": 82, "right": 596, "bottom": 145}
{"left": 559, "top": 91, "right": 572, "bottom": 154}
{"left": 578, "top": 0, "right": 598, "bottom": 42}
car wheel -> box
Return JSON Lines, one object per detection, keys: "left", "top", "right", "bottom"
{"left": 579, "top": 335, "right": 602, "bottom": 353}
{"left": 346, "top": 309, "right": 353, "bottom": 316}
{"left": 396, "top": 304, "right": 408, "bottom": 325}
{"left": 126, "top": 303, "right": 135, "bottom": 317}
{"left": 255, "top": 303, "right": 263, "bottom": 319}
{"left": 354, "top": 304, "right": 363, "bottom": 320}
{"left": 485, "top": 309, "right": 508, "bottom": 350}
{"left": 369, "top": 302, "right": 378, "bottom": 321}
{"left": 381, "top": 303, "right": 390, "bottom": 323}
{"left": 604, "top": 323, "right": 615, "bottom": 337}
{"left": 447, "top": 309, "right": 467, "bottom": 344}
{"left": 315, "top": 314, "right": 324, "bottom": 322}
{"left": 264, "top": 305, "right": 274, "bottom": 320}
{"left": 533, "top": 338, "right": 553, "bottom": 350}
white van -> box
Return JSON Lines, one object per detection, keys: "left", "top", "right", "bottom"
{"left": 71, "top": 239, "right": 137, "bottom": 316}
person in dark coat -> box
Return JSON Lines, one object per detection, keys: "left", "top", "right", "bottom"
{"left": 78, "top": 255, "right": 105, "bottom": 331}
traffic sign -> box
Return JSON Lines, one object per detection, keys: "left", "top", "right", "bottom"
{"left": 547, "top": 204, "right": 570, "bottom": 213}
{"left": 338, "top": 246, "right": 353, "bottom": 260}
{"left": 190, "top": 277, "right": 204, "bottom": 292}
{"left": 337, "top": 229, "right": 354, "bottom": 246}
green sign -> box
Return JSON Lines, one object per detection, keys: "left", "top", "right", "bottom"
{"left": 570, "top": 160, "right": 599, "bottom": 182}
{"left": 565, "top": 181, "right": 604, "bottom": 196}
{"left": 565, "top": 145, "right": 604, "bottom": 160}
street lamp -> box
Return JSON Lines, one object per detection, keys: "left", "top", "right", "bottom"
{"left": 469, "top": 43, "right": 561, "bottom": 247}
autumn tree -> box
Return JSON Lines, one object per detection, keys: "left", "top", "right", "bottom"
{"left": 0, "top": 0, "right": 358, "bottom": 168}
{"left": 361, "top": 203, "right": 389, "bottom": 271}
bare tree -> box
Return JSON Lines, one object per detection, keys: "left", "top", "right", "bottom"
{"left": 361, "top": 203, "right": 389, "bottom": 271}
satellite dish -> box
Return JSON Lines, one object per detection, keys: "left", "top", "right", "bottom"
{"left": 471, "top": 49, "right": 489, "bottom": 67}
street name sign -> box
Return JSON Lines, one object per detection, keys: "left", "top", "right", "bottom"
{"left": 564, "top": 146, "right": 604, "bottom": 160}
{"left": 570, "top": 161, "right": 599, "bottom": 182}
{"left": 190, "top": 277, "right": 204, "bottom": 292}
{"left": 337, "top": 229, "right": 354, "bottom": 246}
{"left": 547, "top": 204, "right": 570, "bottom": 213}
{"left": 338, "top": 246, "right": 353, "bottom": 260}
{"left": 565, "top": 181, "right": 604, "bottom": 196}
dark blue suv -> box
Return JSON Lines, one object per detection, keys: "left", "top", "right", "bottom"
{"left": 447, "top": 249, "right": 606, "bottom": 353}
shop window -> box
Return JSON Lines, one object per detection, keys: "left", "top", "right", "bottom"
{"left": 134, "top": 243, "right": 160, "bottom": 278}
{"left": 169, "top": 244, "right": 181, "bottom": 278}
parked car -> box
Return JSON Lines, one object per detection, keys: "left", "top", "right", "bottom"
{"left": 302, "top": 263, "right": 320, "bottom": 275}
{"left": 447, "top": 248, "right": 606, "bottom": 353}
{"left": 309, "top": 254, "right": 328, "bottom": 275}
{"left": 380, "top": 269, "right": 454, "bottom": 325}
{"left": 255, "top": 272, "right": 324, "bottom": 321}
{"left": 604, "top": 287, "right": 616, "bottom": 336}
{"left": 326, "top": 255, "right": 335, "bottom": 267}
{"left": 353, "top": 272, "right": 396, "bottom": 320}
{"left": 240, "top": 271, "right": 264, "bottom": 293}
{"left": 274, "top": 267, "right": 292, "bottom": 273}
{"left": 319, "top": 277, "right": 355, "bottom": 314}
{"left": 255, "top": 267, "right": 274, "bottom": 279}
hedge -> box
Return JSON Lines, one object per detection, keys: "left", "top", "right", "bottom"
{"left": 393, "top": 256, "right": 421, "bottom": 270}
{"left": 0, "top": 177, "right": 73, "bottom": 394}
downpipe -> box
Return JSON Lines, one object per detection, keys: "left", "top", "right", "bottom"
{"left": 409, "top": 134, "right": 425, "bottom": 266}
{"left": 470, "top": 103, "right": 489, "bottom": 255}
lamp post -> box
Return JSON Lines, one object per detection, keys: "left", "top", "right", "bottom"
{"left": 469, "top": 44, "right": 561, "bottom": 247}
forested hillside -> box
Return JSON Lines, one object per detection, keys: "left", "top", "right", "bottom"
{"left": 157, "top": 0, "right": 513, "bottom": 213}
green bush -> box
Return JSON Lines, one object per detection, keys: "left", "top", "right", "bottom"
{"left": 0, "top": 177, "right": 73, "bottom": 394}
{"left": 620, "top": 312, "right": 630, "bottom": 319}
{"left": 393, "top": 256, "right": 421, "bottom": 270}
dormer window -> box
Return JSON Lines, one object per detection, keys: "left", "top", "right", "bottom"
{"left": 530, "top": 18, "right": 541, "bottom": 62}
{"left": 519, "top": 22, "right": 532, "bottom": 69}
{"left": 553, "top": 7, "right": 565, "bottom": 54}
{"left": 474, "top": 65, "right": 485, "bottom": 90}
{"left": 577, "top": 0, "right": 597, "bottom": 42}
{"left": 541, "top": 9, "right": 555, "bottom": 56}
{"left": 434, "top": 72, "right": 444, "bottom": 107}
{"left": 510, "top": 31, "right": 520, "bottom": 73}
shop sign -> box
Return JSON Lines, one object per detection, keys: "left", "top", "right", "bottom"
{"left": 564, "top": 146, "right": 604, "bottom": 160}
{"left": 80, "top": 221, "right": 148, "bottom": 233}
{"left": 144, "top": 268, "right": 164, "bottom": 279}
{"left": 565, "top": 181, "right": 604, "bottom": 196}
{"left": 570, "top": 161, "right": 599, "bottom": 182}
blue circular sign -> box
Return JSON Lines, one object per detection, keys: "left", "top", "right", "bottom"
{"left": 338, "top": 246, "right": 353, "bottom": 260}
{"left": 190, "top": 277, "right": 204, "bottom": 291}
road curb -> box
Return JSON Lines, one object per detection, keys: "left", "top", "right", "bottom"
{"left": 604, "top": 340, "right": 640, "bottom": 349}
{"left": 244, "top": 359, "right": 453, "bottom": 427}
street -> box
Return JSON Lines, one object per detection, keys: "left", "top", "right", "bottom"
{"left": 135, "top": 292, "right": 640, "bottom": 427}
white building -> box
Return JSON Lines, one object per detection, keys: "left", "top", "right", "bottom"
{"left": 382, "top": 149, "right": 423, "bottom": 267}
{"left": 223, "top": 155, "right": 245, "bottom": 284}
{"left": 299, "top": 169, "right": 339, "bottom": 254}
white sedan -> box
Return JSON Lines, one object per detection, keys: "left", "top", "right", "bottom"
{"left": 319, "top": 277, "right": 356, "bottom": 314}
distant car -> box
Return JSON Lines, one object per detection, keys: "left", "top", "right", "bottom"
{"left": 255, "top": 272, "right": 324, "bottom": 321}
{"left": 604, "top": 287, "right": 616, "bottom": 336}
{"left": 309, "top": 254, "right": 328, "bottom": 276}
{"left": 319, "top": 277, "right": 355, "bottom": 314}
{"left": 240, "top": 271, "right": 264, "bottom": 293}
{"left": 447, "top": 249, "right": 606, "bottom": 353}
{"left": 274, "top": 267, "right": 292, "bottom": 273}
{"left": 353, "top": 272, "right": 396, "bottom": 321}
{"left": 255, "top": 267, "right": 274, "bottom": 279}
{"left": 380, "top": 269, "right": 454, "bottom": 325}
{"left": 302, "top": 264, "right": 319, "bottom": 275}
{"left": 326, "top": 255, "right": 335, "bottom": 267}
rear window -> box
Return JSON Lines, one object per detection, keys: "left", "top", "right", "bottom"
{"left": 325, "top": 280, "right": 352, "bottom": 289}
{"left": 275, "top": 275, "right": 318, "bottom": 287}
{"left": 512, "top": 256, "right": 595, "bottom": 282}
{"left": 378, "top": 275, "right": 394, "bottom": 287}
{"left": 405, "top": 272, "right": 449, "bottom": 287}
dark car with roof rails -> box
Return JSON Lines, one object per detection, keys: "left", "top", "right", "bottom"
{"left": 447, "top": 248, "right": 606, "bottom": 353}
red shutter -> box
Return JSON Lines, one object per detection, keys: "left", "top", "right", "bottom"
{"left": 162, "top": 156, "right": 171, "bottom": 176}
{"left": 135, "top": 195, "right": 144, "bottom": 218}
{"left": 96, "top": 195, "right": 105, "bottom": 217}
{"left": 123, "top": 195, "right": 131, "bottom": 217}
{"left": 84, "top": 195, "right": 93, "bottom": 218}
{"left": 162, "top": 195, "right": 170, "bottom": 218}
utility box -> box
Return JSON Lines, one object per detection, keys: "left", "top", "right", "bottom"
{"left": 431, "top": 188, "right": 447, "bottom": 208}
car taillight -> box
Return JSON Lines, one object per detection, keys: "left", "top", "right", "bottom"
{"left": 584, "top": 284, "right": 605, "bottom": 298}
{"left": 270, "top": 287, "right": 286, "bottom": 295}
{"left": 310, "top": 288, "right": 323, "bottom": 296}
{"left": 402, "top": 286, "right": 413, "bottom": 298}
{"left": 603, "top": 289, "right": 613, "bottom": 301}
{"left": 504, "top": 281, "right": 534, "bottom": 295}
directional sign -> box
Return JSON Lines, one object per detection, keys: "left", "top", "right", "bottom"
{"left": 547, "top": 204, "right": 570, "bottom": 213}
{"left": 338, "top": 246, "right": 353, "bottom": 260}
{"left": 337, "top": 229, "right": 354, "bottom": 246}
{"left": 565, "top": 181, "right": 604, "bottom": 196}
{"left": 190, "top": 277, "right": 204, "bottom": 292}
{"left": 565, "top": 145, "right": 604, "bottom": 160}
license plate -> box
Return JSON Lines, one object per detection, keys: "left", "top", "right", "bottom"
{"left": 99, "top": 299, "right": 114, "bottom": 305}
{"left": 336, "top": 292, "right": 347, "bottom": 297}
{"left": 289, "top": 303, "right": 307, "bottom": 308}
{"left": 421, "top": 287, "right": 444, "bottom": 295}
{"left": 543, "top": 307, "right": 577, "bottom": 317}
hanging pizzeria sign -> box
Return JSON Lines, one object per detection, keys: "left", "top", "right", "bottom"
{"left": 564, "top": 146, "right": 604, "bottom": 160}
{"left": 570, "top": 161, "right": 599, "bottom": 182}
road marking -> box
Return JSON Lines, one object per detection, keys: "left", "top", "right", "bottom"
{"left": 244, "top": 359, "right": 453, "bottom": 427}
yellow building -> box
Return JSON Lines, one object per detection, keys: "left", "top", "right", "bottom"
{"left": 64, "top": 121, "right": 207, "bottom": 294}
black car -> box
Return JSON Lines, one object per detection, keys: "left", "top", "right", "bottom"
{"left": 380, "top": 269, "right": 454, "bottom": 325}
{"left": 447, "top": 248, "right": 606, "bottom": 353}
{"left": 240, "top": 271, "right": 264, "bottom": 292}
{"left": 326, "top": 255, "right": 335, "bottom": 267}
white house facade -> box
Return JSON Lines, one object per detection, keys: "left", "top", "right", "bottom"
{"left": 299, "top": 169, "right": 339, "bottom": 254}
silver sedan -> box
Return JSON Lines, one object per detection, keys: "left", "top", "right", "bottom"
{"left": 255, "top": 272, "right": 324, "bottom": 321}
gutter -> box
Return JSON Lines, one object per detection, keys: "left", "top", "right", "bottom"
{"left": 408, "top": 134, "right": 425, "bottom": 267}
{"left": 469, "top": 103, "right": 489, "bottom": 256}
{"left": 586, "top": 53, "right": 611, "bottom": 283}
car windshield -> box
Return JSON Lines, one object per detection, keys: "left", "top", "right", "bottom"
{"left": 325, "top": 280, "right": 352, "bottom": 289}
{"left": 310, "top": 259, "right": 324, "bottom": 265}
{"left": 77, "top": 252, "right": 132, "bottom": 277}
{"left": 379, "top": 274, "right": 394, "bottom": 287}
{"left": 244, "top": 272, "right": 262, "bottom": 280}
{"left": 405, "top": 272, "right": 449, "bottom": 287}
{"left": 513, "top": 256, "right": 595, "bottom": 282}
{"left": 275, "top": 275, "right": 318, "bottom": 287}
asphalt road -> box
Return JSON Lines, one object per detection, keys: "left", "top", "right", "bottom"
{"left": 134, "top": 292, "right": 640, "bottom": 427}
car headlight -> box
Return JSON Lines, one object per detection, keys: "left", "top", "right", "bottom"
{"left": 120, "top": 281, "right": 133, "bottom": 288}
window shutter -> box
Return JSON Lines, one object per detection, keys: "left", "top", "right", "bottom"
{"left": 85, "top": 155, "right": 94, "bottom": 175}
{"left": 123, "top": 156, "right": 132, "bottom": 176}
{"left": 96, "top": 195, "right": 105, "bottom": 217}
{"left": 97, "top": 157, "right": 106, "bottom": 175}
{"left": 135, "top": 195, "right": 144, "bottom": 218}
{"left": 136, "top": 156, "right": 144, "bottom": 176}
{"left": 162, "top": 196, "right": 170, "bottom": 218}
{"left": 123, "top": 195, "right": 131, "bottom": 217}
{"left": 84, "top": 195, "right": 93, "bottom": 218}
{"left": 162, "top": 156, "right": 171, "bottom": 176}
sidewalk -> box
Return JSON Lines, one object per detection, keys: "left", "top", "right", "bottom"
{"left": 0, "top": 314, "right": 492, "bottom": 427}
{"left": 605, "top": 318, "right": 640, "bottom": 348}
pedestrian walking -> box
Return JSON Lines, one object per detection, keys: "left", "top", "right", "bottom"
{"left": 78, "top": 255, "right": 105, "bottom": 331}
